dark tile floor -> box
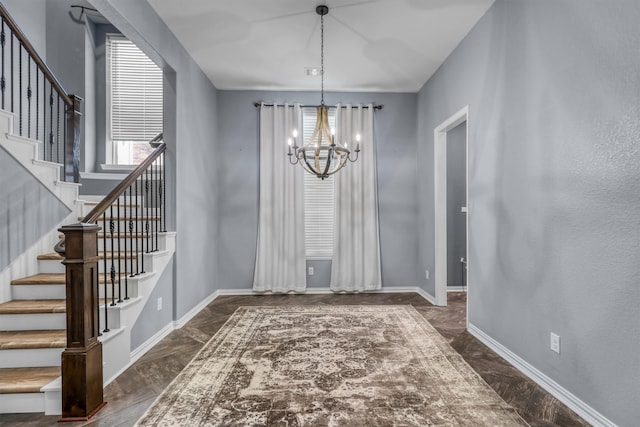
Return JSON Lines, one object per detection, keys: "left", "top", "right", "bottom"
{"left": 0, "top": 292, "right": 589, "bottom": 426}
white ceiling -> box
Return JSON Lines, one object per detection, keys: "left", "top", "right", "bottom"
{"left": 147, "top": 0, "right": 494, "bottom": 93}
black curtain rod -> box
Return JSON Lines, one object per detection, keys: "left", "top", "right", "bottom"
{"left": 254, "top": 102, "right": 383, "bottom": 110}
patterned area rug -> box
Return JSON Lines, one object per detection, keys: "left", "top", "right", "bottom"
{"left": 136, "top": 305, "right": 528, "bottom": 426}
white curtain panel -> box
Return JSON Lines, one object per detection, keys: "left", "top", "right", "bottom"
{"left": 253, "top": 103, "right": 307, "bottom": 292}
{"left": 331, "top": 104, "right": 382, "bottom": 291}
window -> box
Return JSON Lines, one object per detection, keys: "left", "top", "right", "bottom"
{"left": 303, "top": 107, "right": 336, "bottom": 259}
{"left": 107, "top": 35, "right": 163, "bottom": 165}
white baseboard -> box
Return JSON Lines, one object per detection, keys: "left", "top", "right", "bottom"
{"left": 130, "top": 322, "right": 175, "bottom": 366}
{"left": 447, "top": 286, "right": 467, "bottom": 292}
{"left": 468, "top": 323, "right": 617, "bottom": 427}
{"left": 173, "top": 291, "right": 222, "bottom": 329}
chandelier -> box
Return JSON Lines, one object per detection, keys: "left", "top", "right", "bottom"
{"left": 287, "top": 5, "right": 360, "bottom": 180}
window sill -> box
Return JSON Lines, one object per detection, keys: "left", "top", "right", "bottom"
{"left": 100, "top": 163, "right": 137, "bottom": 172}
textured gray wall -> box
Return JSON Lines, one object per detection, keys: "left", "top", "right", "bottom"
{"left": 91, "top": 0, "right": 219, "bottom": 326}
{"left": 1, "top": 0, "right": 47, "bottom": 58}
{"left": 417, "top": 1, "right": 640, "bottom": 424}
{"left": 216, "top": 90, "right": 418, "bottom": 289}
{"left": 0, "top": 147, "right": 71, "bottom": 271}
{"left": 446, "top": 122, "right": 466, "bottom": 287}
{"left": 130, "top": 255, "right": 174, "bottom": 349}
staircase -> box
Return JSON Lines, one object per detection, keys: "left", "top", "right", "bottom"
{"left": 0, "top": 109, "right": 175, "bottom": 415}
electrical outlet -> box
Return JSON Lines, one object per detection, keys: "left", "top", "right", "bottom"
{"left": 308, "top": 267, "right": 314, "bottom": 276}
{"left": 425, "top": 270, "right": 429, "bottom": 280}
{"left": 157, "top": 297, "right": 163, "bottom": 311}
{"left": 550, "top": 332, "right": 560, "bottom": 354}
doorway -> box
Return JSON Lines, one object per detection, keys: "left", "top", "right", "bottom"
{"left": 433, "top": 106, "right": 469, "bottom": 307}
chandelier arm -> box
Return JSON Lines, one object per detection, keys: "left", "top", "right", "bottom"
{"left": 348, "top": 150, "right": 359, "bottom": 163}
{"left": 288, "top": 153, "right": 300, "bottom": 165}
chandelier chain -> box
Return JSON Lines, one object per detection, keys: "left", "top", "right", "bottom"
{"left": 320, "top": 11, "right": 324, "bottom": 106}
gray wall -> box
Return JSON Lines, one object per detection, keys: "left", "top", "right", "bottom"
{"left": 1, "top": 0, "right": 48, "bottom": 57}
{"left": 130, "top": 255, "right": 174, "bottom": 349}
{"left": 417, "top": 1, "right": 640, "bottom": 425}
{"left": 91, "top": 0, "right": 219, "bottom": 329}
{"left": 216, "top": 90, "right": 418, "bottom": 289}
{"left": 0, "top": 147, "right": 70, "bottom": 271}
{"left": 446, "top": 122, "right": 466, "bottom": 287}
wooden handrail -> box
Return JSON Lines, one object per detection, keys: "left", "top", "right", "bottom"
{"left": 83, "top": 141, "right": 166, "bottom": 224}
{"left": 0, "top": 3, "right": 73, "bottom": 106}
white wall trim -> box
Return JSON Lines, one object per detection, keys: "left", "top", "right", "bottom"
{"left": 468, "top": 323, "right": 618, "bottom": 427}
{"left": 173, "top": 291, "right": 221, "bottom": 329}
{"left": 129, "top": 322, "right": 175, "bottom": 366}
{"left": 433, "top": 105, "right": 470, "bottom": 308}
{"left": 447, "top": 286, "right": 467, "bottom": 292}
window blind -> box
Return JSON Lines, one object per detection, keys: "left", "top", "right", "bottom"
{"left": 303, "top": 107, "right": 335, "bottom": 259}
{"left": 108, "top": 36, "right": 163, "bottom": 142}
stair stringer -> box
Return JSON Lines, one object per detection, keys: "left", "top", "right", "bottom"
{"left": 0, "top": 110, "right": 81, "bottom": 212}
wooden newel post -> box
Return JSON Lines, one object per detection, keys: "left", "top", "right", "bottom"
{"left": 58, "top": 222, "right": 106, "bottom": 421}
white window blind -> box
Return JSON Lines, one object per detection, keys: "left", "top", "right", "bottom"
{"left": 303, "top": 107, "right": 335, "bottom": 259}
{"left": 108, "top": 36, "right": 163, "bottom": 145}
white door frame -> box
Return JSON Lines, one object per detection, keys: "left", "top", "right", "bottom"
{"left": 433, "top": 105, "right": 469, "bottom": 306}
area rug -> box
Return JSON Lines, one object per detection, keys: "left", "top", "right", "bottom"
{"left": 136, "top": 305, "right": 528, "bottom": 426}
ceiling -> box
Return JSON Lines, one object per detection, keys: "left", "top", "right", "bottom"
{"left": 147, "top": 0, "right": 494, "bottom": 93}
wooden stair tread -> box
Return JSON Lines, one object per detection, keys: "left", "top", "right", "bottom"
{"left": 38, "top": 251, "right": 138, "bottom": 261}
{"left": 11, "top": 273, "right": 128, "bottom": 285}
{"left": 0, "top": 330, "right": 65, "bottom": 349}
{"left": 0, "top": 367, "right": 60, "bottom": 394}
{"left": 0, "top": 300, "right": 66, "bottom": 314}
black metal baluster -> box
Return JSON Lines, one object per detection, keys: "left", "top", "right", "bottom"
{"left": 27, "top": 56, "right": 31, "bottom": 139}
{"left": 117, "top": 198, "right": 122, "bottom": 303}
{"left": 109, "top": 206, "right": 116, "bottom": 307}
{"left": 154, "top": 160, "right": 158, "bottom": 251}
{"left": 56, "top": 94, "right": 60, "bottom": 163}
{"left": 35, "top": 67, "right": 38, "bottom": 141}
{"left": 49, "top": 87, "right": 53, "bottom": 162}
{"left": 95, "top": 261, "right": 100, "bottom": 336}
{"left": 63, "top": 100, "right": 67, "bottom": 171}
{"left": 145, "top": 168, "right": 150, "bottom": 254}
{"left": 102, "top": 213, "right": 110, "bottom": 333}
{"left": 18, "top": 42, "right": 21, "bottom": 134}
{"left": 1, "top": 19, "right": 5, "bottom": 109}
{"left": 123, "top": 189, "right": 130, "bottom": 300}
{"left": 10, "top": 33, "right": 13, "bottom": 113}
{"left": 138, "top": 176, "right": 143, "bottom": 274}
{"left": 42, "top": 75, "right": 46, "bottom": 160}
{"left": 162, "top": 151, "right": 166, "bottom": 232}
{"left": 128, "top": 183, "right": 134, "bottom": 285}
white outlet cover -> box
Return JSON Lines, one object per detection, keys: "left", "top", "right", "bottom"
{"left": 550, "top": 332, "right": 560, "bottom": 354}
{"left": 157, "top": 297, "right": 163, "bottom": 311}
{"left": 308, "top": 267, "right": 314, "bottom": 276}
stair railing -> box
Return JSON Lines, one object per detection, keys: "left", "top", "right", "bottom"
{"left": 0, "top": 3, "right": 82, "bottom": 182}
{"left": 55, "top": 136, "right": 166, "bottom": 420}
